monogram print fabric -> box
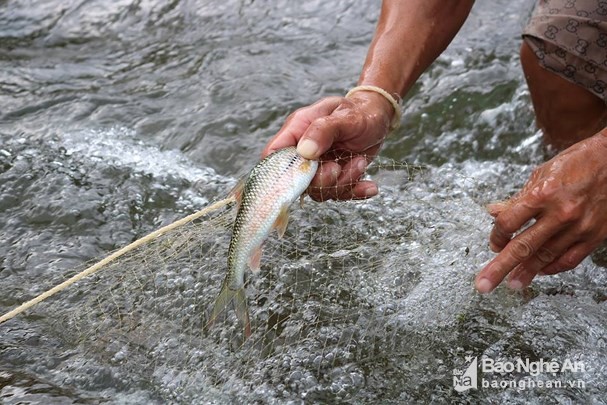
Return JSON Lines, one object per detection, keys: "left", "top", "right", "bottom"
{"left": 524, "top": 0, "right": 607, "bottom": 101}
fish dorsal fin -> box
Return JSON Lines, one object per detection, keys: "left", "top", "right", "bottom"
{"left": 248, "top": 245, "right": 262, "bottom": 273}
{"left": 273, "top": 204, "right": 290, "bottom": 238}
{"left": 228, "top": 177, "right": 246, "bottom": 207}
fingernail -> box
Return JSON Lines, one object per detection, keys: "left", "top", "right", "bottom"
{"left": 330, "top": 165, "right": 341, "bottom": 180}
{"left": 476, "top": 278, "right": 494, "bottom": 294}
{"left": 297, "top": 139, "right": 319, "bottom": 159}
{"left": 508, "top": 279, "right": 523, "bottom": 290}
{"left": 357, "top": 159, "right": 367, "bottom": 173}
{"left": 364, "top": 184, "right": 378, "bottom": 197}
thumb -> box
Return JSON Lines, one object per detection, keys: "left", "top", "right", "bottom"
{"left": 264, "top": 97, "right": 343, "bottom": 159}
{"left": 297, "top": 114, "right": 354, "bottom": 160}
{"left": 295, "top": 99, "right": 348, "bottom": 160}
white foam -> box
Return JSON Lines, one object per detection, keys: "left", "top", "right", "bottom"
{"left": 60, "top": 126, "right": 222, "bottom": 184}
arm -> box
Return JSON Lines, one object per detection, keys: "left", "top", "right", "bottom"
{"left": 359, "top": 0, "right": 475, "bottom": 99}
{"left": 263, "top": 0, "right": 475, "bottom": 200}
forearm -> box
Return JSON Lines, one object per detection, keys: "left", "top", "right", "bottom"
{"left": 358, "top": 0, "right": 475, "bottom": 98}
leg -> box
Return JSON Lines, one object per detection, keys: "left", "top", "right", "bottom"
{"left": 520, "top": 42, "right": 607, "bottom": 150}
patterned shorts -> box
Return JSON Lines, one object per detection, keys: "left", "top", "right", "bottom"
{"left": 523, "top": 0, "right": 607, "bottom": 102}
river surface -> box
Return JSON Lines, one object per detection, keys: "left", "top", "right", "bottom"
{"left": 1, "top": 0, "right": 606, "bottom": 403}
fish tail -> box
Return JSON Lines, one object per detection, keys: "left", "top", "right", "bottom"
{"left": 234, "top": 288, "right": 252, "bottom": 338}
{"left": 206, "top": 283, "right": 251, "bottom": 339}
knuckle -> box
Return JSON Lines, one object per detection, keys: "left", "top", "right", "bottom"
{"left": 535, "top": 246, "right": 556, "bottom": 264}
{"left": 494, "top": 215, "right": 516, "bottom": 235}
{"left": 576, "top": 218, "right": 595, "bottom": 238}
{"left": 290, "top": 107, "right": 308, "bottom": 121}
{"left": 531, "top": 183, "right": 556, "bottom": 201}
{"left": 557, "top": 254, "right": 579, "bottom": 270}
{"left": 311, "top": 115, "right": 337, "bottom": 130}
{"left": 529, "top": 166, "right": 543, "bottom": 180}
{"left": 555, "top": 201, "right": 582, "bottom": 223}
{"left": 510, "top": 238, "right": 535, "bottom": 261}
{"left": 493, "top": 216, "right": 508, "bottom": 232}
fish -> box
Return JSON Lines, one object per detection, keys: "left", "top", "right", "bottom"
{"left": 206, "top": 146, "right": 318, "bottom": 338}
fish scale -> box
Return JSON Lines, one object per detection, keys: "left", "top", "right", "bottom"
{"left": 207, "top": 147, "right": 318, "bottom": 338}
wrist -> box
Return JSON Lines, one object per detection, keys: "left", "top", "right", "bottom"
{"left": 345, "top": 86, "right": 402, "bottom": 130}
{"left": 347, "top": 90, "right": 394, "bottom": 131}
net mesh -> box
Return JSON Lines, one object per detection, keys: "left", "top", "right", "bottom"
{"left": 3, "top": 158, "right": 494, "bottom": 402}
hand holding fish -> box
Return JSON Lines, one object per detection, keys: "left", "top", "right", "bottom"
{"left": 475, "top": 132, "right": 607, "bottom": 293}
{"left": 262, "top": 91, "right": 395, "bottom": 201}
{"left": 262, "top": 1, "right": 473, "bottom": 202}
{"left": 259, "top": 0, "right": 607, "bottom": 297}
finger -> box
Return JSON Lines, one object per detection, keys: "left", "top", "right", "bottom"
{"left": 350, "top": 180, "right": 379, "bottom": 200}
{"left": 506, "top": 264, "right": 537, "bottom": 290}
{"left": 476, "top": 218, "right": 560, "bottom": 293}
{"left": 489, "top": 201, "right": 542, "bottom": 252}
{"left": 309, "top": 181, "right": 378, "bottom": 201}
{"left": 335, "top": 156, "right": 368, "bottom": 194}
{"left": 539, "top": 241, "right": 598, "bottom": 275}
{"left": 507, "top": 229, "right": 577, "bottom": 289}
{"left": 312, "top": 156, "right": 368, "bottom": 201}
{"left": 296, "top": 117, "right": 341, "bottom": 160}
{"left": 263, "top": 132, "right": 298, "bottom": 159}
{"left": 307, "top": 161, "right": 341, "bottom": 201}
{"left": 297, "top": 106, "right": 360, "bottom": 160}
{"left": 334, "top": 158, "right": 374, "bottom": 200}
{"left": 310, "top": 161, "right": 341, "bottom": 189}
{"left": 486, "top": 201, "right": 509, "bottom": 218}
{"left": 262, "top": 97, "right": 343, "bottom": 158}
{"left": 487, "top": 190, "right": 526, "bottom": 218}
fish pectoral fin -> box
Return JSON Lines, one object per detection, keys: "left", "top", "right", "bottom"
{"left": 228, "top": 177, "right": 246, "bottom": 207}
{"left": 299, "top": 194, "right": 305, "bottom": 208}
{"left": 273, "top": 204, "right": 290, "bottom": 239}
{"left": 248, "top": 245, "right": 263, "bottom": 273}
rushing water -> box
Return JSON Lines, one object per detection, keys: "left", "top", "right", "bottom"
{"left": 1, "top": 0, "right": 606, "bottom": 403}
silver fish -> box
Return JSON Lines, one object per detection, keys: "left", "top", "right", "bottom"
{"left": 207, "top": 147, "right": 318, "bottom": 338}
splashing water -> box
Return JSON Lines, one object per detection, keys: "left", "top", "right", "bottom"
{"left": 2, "top": 145, "right": 606, "bottom": 403}
{"left": 1, "top": 0, "right": 606, "bottom": 403}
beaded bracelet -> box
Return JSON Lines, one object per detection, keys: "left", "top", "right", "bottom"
{"left": 345, "top": 85, "right": 402, "bottom": 130}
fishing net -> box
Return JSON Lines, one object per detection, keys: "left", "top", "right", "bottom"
{"left": 0, "top": 155, "right": 513, "bottom": 403}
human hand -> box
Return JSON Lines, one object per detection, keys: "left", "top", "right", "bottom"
{"left": 475, "top": 132, "right": 607, "bottom": 293}
{"left": 262, "top": 91, "right": 395, "bottom": 201}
